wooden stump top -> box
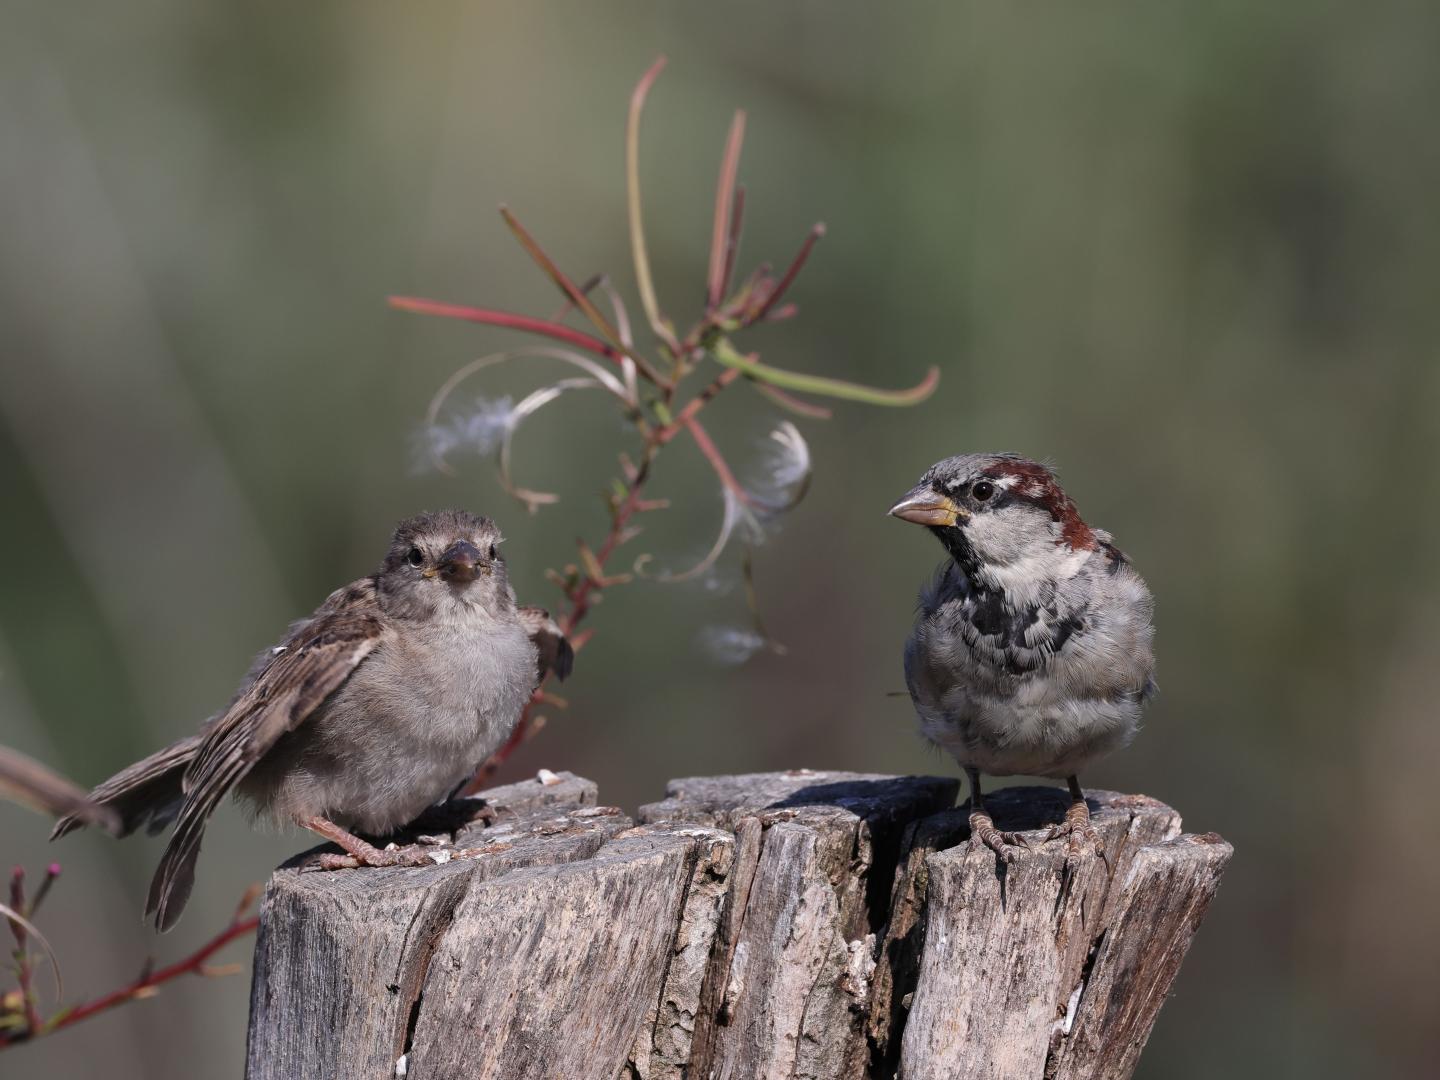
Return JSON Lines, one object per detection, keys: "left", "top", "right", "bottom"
{"left": 246, "top": 771, "right": 1231, "bottom": 1080}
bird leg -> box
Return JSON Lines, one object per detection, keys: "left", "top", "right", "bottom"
{"left": 300, "top": 816, "right": 443, "bottom": 871}
{"left": 1044, "top": 776, "right": 1102, "bottom": 860}
{"left": 964, "top": 768, "right": 1029, "bottom": 863}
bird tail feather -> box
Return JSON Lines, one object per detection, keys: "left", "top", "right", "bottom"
{"left": 51, "top": 734, "right": 202, "bottom": 841}
{"left": 145, "top": 805, "right": 207, "bottom": 932}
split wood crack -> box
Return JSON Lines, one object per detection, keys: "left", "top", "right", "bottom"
{"left": 245, "top": 770, "right": 1230, "bottom": 1080}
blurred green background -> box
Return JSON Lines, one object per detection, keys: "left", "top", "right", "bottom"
{"left": 2, "top": 2, "right": 1436, "bottom": 1077}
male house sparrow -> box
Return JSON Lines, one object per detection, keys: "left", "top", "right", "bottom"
{"left": 889, "top": 454, "right": 1155, "bottom": 859}
{"left": 55, "top": 509, "right": 572, "bottom": 930}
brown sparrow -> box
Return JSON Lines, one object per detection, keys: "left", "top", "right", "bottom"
{"left": 890, "top": 454, "right": 1155, "bottom": 859}
{"left": 54, "top": 510, "right": 572, "bottom": 930}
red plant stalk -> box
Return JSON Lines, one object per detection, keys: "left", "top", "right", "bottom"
{"left": 388, "top": 298, "right": 625, "bottom": 367}
{"left": 464, "top": 442, "right": 666, "bottom": 788}
{"left": 416, "top": 60, "right": 936, "bottom": 788}
{"left": 0, "top": 892, "right": 259, "bottom": 1049}
{"left": 464, "top": 337, "right": 789, "bottom": 789}
{"left": 6, "top": 868, "right": 42, "bottom": 1038}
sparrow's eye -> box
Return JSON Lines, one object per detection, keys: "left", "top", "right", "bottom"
{"left": 971, "top": 481, "right": 995, "bottom": 502}
{"left": 406, "top": 547, "right": 424, "bottom": 567}
{"left": 488, "top": 544, "right": 498, "bottom": 561}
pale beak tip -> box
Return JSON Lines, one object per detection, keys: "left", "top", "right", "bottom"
{"left": 888, "top": 485, "right": 962, "bottom": 528}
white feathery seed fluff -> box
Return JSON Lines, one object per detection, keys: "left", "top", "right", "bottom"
{"left": 749, "top": 421, "right": 811, "bottom": 522}
{"left": 413, "top": 396, "right": 516, "bottom": 471}
{"left": 697, "top": 625, "right": 769, "bottom": 666}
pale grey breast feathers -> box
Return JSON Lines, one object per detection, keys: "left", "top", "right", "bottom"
{"left": 911, "top": 542, "right": 1152, "bottom": 694}
{"left": 904, "top": 540, "right": 1155, "bottom": 775}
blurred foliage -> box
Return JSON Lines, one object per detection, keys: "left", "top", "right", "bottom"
{"left": 0, "top": 2, "right": 1436, "bottom": 1077}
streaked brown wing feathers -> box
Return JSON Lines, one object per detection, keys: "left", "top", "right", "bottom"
{"left": 517, "top": 604, "right": 574, "bottom": 684}
{"left": 147, "top": 579, "right": 386, "bottom": 929}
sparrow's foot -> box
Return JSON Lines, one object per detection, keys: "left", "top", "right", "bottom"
{"left": 311, "top": 842, "right": 448, "bottom": 872}
{"left": 1044, "top": 800, "right": 1102, "bottom": 861}
{"left": 300, "top": 815, "right": 451, "bottom": 872}
{"left": 315, "top": 852, "right": 361, "bottom": 871}
{"left": 968, "top": 809, "right": 1030, "bottom": 863}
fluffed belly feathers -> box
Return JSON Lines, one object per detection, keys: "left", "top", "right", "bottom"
{"left": 911, "top": 689, "right": 1142, "bottom": 779}
{"left": 239, "top": 619, "right": 535, "bottom": 833}
{"left": 904, "top": 560, "right": 1154, "bottom": 779}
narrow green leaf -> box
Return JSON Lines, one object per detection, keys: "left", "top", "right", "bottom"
{"left": 498, "top": 207, "right": 665, "bottom": 385}
{"left": 751, "top": 381, "right": 833, "bottom": 420}
{"left": 626, "top": 57, "right": 681, "bottom": 354}
{"left": 711, "top": 338, "right": 939, "bottom": 407}
{"left": 708, "top": 111, "right": 746, "bottom": 309}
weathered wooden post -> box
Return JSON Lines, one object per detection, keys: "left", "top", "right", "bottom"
{"left": 245, "top": 770, "right": 1229, "bottom": 1079}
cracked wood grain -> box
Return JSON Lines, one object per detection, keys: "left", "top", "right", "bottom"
{"left": 639, "top": 769, "right": 959, "bottom": 1079}
{"left": 888, "top": 788, "right": 1227, "bottom": 1080}
{"left": 245, "top": 772, "right": 1228, "bottom": 1080}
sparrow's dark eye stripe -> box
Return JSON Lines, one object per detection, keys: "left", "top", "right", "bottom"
{"left": 406, "top": 547, "right": 424, "bottom": 567}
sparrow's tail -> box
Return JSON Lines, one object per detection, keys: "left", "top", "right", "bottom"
{"left": 145, "top": 793, "right": 209, "bottom": 932}
{"left": 50, "top": 734, "right": 202, "bottom": 841}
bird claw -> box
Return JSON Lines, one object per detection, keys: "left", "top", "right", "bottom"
{"left": 313, "top": 852, "right": 360, "bottom": 871}
{"left": 1044, "top": 808, "right": 1108, "bottom": 869}
{"left": 378, "top": 844, "right": 445, "bottom": 868}
{"left": 968, "top": 811, "right": 1029, "bottom": 863}
{"left": 1044, "top": 820, "right": 1098, "bottom": 845}
{"left": 309, "top": 843, "right": 443, "bottom": 872}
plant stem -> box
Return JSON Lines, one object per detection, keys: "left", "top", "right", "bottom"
{"left": 626, "top": 56, "right": 681, "bottom": 358}
{"left": 0, "top": 901, "right": 258, "bottom": 1049}
{"left": 388, "top": 298, "right": 626, "bottom": 367}
{"left": 467, "top": 444, "right": 659, "bottom": 786}
{"left": 6, "top": 869, "right": 41, "bottom": 1040}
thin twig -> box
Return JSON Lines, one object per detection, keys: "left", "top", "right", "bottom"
{"left": 683, "top": 415, "right": 758, "bottom": 507}
{"left": 416, "top": 59, "right": 940, "bottom": 786}
{"left": 710, "top": 336, "right": 941, "bottom": 406}
{"left": 0, "top": 887, "right": 260, "bottom": 1049}
{"left": 626, "top": 56, "right": 682, "bottom": 357}
{"left": 752, "top": 381, "right": 833, "bottom": 419}
{"left": 707, "top": 111, "right": 747, "bottom": 310}
{"left": 547, "top": 272, "right": 605, "bottom": 325}
{"left": 463, "top": 447, "right": 659, "bottom": 786}
{"left": 656, "top": 368, "right": 741, "bottom": 445}
{"left": 747, "top": 223, "right": 826, "bottom": 324}
{"left": 6, "top": 869, "right": 41, "bottom": 1039}
{"left": 499, "top": 207, "right": 666, "bottom": 386}
{"left": 721, "top": 185, "right": 747, "bottom": 310}
{"left": 389, "top": 297, "right": 625, "bottom": 366}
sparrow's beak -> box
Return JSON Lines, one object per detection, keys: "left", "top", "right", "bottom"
{"left": 437, "top": 540, "right": 485, "bottom": 584}
{"left": 888, "top": 484, "right": 966, "bottom": 527}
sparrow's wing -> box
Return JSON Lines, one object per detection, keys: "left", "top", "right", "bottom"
{"left": 146, "top": 579, "right": 388, "bottom": 930}
{"left": 517, "top": 605, "right": 574, "bottom": 684}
